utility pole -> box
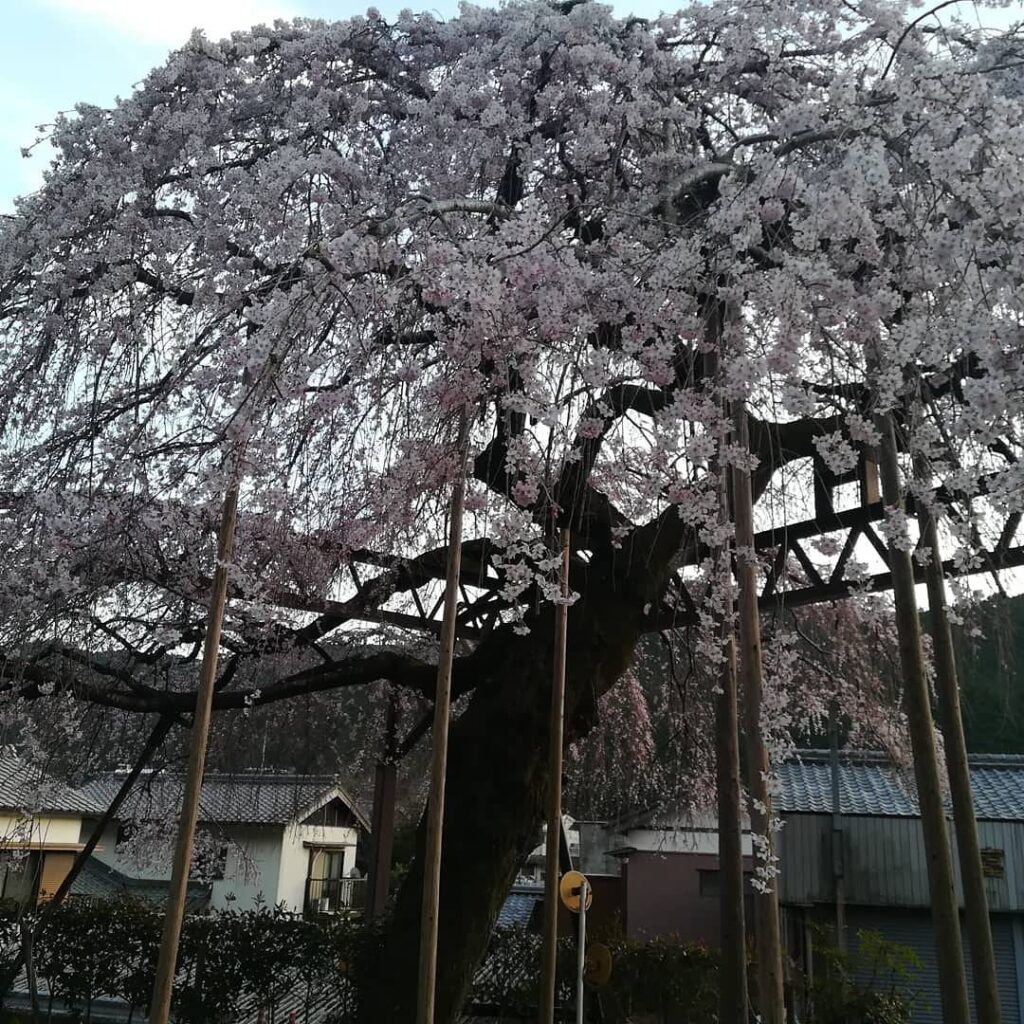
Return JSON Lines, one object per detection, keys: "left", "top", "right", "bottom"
{"left": 149, "top": 484, "right": 239, "bottom": 1024}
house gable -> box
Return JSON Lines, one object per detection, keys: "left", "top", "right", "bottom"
{"left": 301, "top": 796, "right": 361, "bottom": 830}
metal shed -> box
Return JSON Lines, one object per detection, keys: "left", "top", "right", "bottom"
{"left": 777, "top": 752, "right": 1024, "bottom": 1024}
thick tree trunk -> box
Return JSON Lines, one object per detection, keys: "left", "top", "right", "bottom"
{"left": 732, "top": 404, "right": 786, "bottom": 1024}
{"left": 919, "top": 494, "right": 1002, "bottom": 1024}
{"left": 877, "top": 413, "right": 970, "bottom": 1024}
{"left": 364, "top": 571, "right": 640, "bottom": 1024}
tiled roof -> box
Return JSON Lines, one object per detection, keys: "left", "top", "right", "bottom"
{"left": 1, "top": 755, "right": 368, "bottom": 830}
{"left": 70, "top": 856, "right": 210, "bottom": 910}
{"left": 80, "top": 771, "right": 369, "bottom": 829}
{"left": 496, "top": 884, "right": 543, "bottom": 929}
{"left": 777, "top": 751, "right": 1024, "bottom": 821}
{"left": 0, "top": 756, "right": 104, "bottom": 816}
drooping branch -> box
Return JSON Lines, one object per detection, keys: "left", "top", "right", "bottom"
{"left": 0, "top": 646, "right": 456, "bottom": 714}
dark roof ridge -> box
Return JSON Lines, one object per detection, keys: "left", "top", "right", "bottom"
{"left": 105, "top": 769, "right": 345, "bottom": 784}
{"left": 791, "top": 747, "right": 1024, "bottom": 769}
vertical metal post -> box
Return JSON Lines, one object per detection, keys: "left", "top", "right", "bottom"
{"left": 415, "top": 419, "right": 470, "bottom": 1024}
{"left": 576, "top": 878, "right": 588, "bottom": 1024}
{"left": 149, "top": 483, "right": 239, "bottom": 1024}
{"left": 539, "top": 527, "right": 572, "bottom": 1024}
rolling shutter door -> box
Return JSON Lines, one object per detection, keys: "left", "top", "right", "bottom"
{"left": 847, "top": 908, "right": 1023, "bottom": 1024}
{"left": 992, "top": 916, "right": 1021, "bottom": 1024}
{"left": 847, "top": 908, "right": 942, "bottom": 1024}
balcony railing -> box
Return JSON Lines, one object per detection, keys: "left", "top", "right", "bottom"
{"left": 304, "top": 876, "right": 365, "bottom": 915}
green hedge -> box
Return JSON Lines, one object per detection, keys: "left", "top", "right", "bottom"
{"left": 1, "top": 900, "right": 916, "bottom": 1023}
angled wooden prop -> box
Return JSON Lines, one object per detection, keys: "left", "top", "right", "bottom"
{"left": 149, "top": 483, "right": 239, "bottom": 1024}
{"left": 416, "top": 417, "right": 470, "bottom": 1024}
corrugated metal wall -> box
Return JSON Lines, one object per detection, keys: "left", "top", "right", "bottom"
{"left": 779, "top": 813, "right": 1024, "bottom": 911}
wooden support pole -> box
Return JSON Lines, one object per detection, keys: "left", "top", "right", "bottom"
{"left": 704, "top": 315, "right": 749, "bottom": 1024}
{"left": 917, "top": 477, "right": 1002, "bottom": 1024}
{"left": 415, "top": 430, "right": 469, "bottom": 1024}
{"left": 539, "top": 527, "right": 571, "bottom": 1024}
{"left": 367, "top": 691, "right": 399, "bottom": 919}
{"left": 732, "top": 401, "right": 786, "bottom": 1024}
{"left": 716, "top": 620, "right": 749, "bottom": 1024}
{"left": 876, "top": 414, "right": 970, "bottom": 1024}
{"left": 149, "top": 484, "right": 239, "bottom": 1024}
{"left": 368, "top": 761, "right": 398, "bottom": 918}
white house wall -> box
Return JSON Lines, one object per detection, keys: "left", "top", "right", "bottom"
{"left": 615, "top": 826, "right": 754, "bottom": 857}
{"left": 82, "top": 818, "right": 359, "bottom": 914}
{"left": 91, "top": 821, "right": 287, "bottom": 912}
{"left": 90, "top": 822, "right": 178, "bottom": 881}
{"left": 211, "top": 826, "right": 284, "bottom": 911}
{"left": 276, "top": 824, "right": 359, "bottom": 911}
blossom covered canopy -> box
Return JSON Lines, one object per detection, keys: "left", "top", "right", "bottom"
{"left": 0, "top": 0, "right": 1022, "bottom": 695}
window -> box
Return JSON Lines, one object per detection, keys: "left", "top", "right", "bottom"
{"left": 981, "top": 848, "right": 1005, "bottom": 879}
{"left": 699, "top": 870, "right": 754, "bottom": 897}
{"left": 322, "top": 851, "right": 345, "bottom": 880}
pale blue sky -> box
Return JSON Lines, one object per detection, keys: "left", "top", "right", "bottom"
{"left": 1, "top": 0, "right": 1020, "bottom": 212}
{"left": 3, "top": 0, "right": 664, "bottom": 211}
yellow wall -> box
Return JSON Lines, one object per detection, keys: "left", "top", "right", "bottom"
{"left": 0, "top": 813, "right": 83, "bottom": 848}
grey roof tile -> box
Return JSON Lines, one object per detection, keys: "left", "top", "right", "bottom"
{"left": 496, "top": 886, "right": 543, "bottom": 929}
{"left": 777, "top": 751, "right": 1024, "bottom": 821}
{"left": 81, "top": 771, "right": 369, "bottom": 829}
{"left": 1, "top": 756, "right": 368, "bottom": 830}
{"left": 0, "top": 756, "right": 104, "bottom": 816}
{"left": 70, "top": 856, "right": 210, "bottom": 910}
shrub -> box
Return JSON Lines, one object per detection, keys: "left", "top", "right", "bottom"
{"left": 800, "top": 926, "right": 919, "bottom": 1024}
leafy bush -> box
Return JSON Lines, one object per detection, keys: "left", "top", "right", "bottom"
{"left": 0, "top": 898, "right": 917, "bottom": 1024}
{"left": 0, "top": 898, "right": 368, "bottom": 1023}
{"left": 601, "top": 935, "right": 718, "bottom": 1024}
{"left": 799, "top": 926, "right": 919, "bottom": 1024}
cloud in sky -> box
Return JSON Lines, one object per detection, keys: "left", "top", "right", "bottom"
{"left": 39, "top": 0, "right": 299, "bottom": 46}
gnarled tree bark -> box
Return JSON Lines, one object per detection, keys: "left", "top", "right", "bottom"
{"left": 363, "top": 559, "right": 641, "bottom": 1023}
